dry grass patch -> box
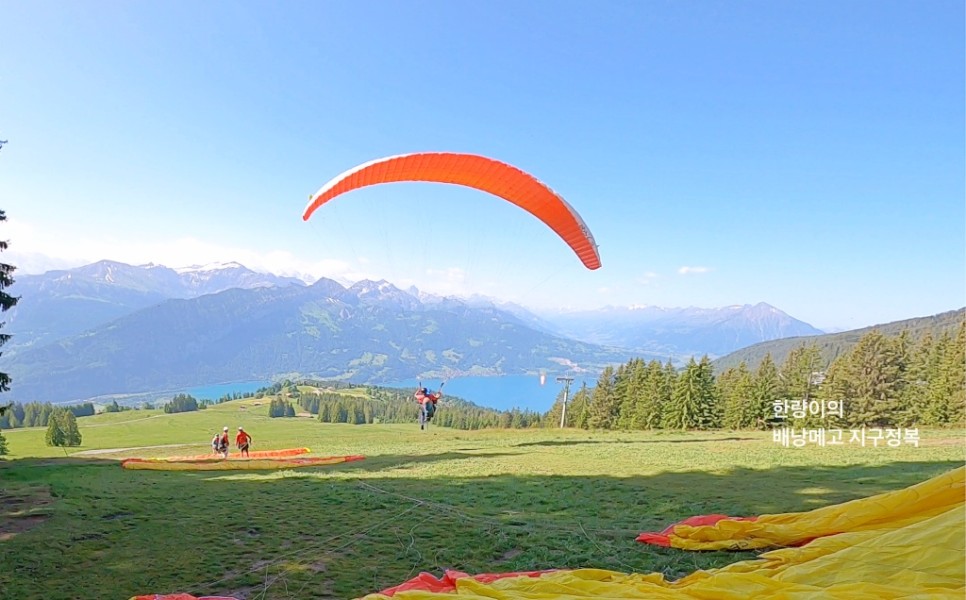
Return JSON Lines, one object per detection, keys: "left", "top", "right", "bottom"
{"left": 0, "top": 484, "right": 54, "bottom": 542}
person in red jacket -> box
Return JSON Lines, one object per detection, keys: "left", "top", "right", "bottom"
{"left": 235, "top": 427, "right": 252, "bottom": 457}
{"left": 414, "top": 386, "right": 442, "bottom": 430}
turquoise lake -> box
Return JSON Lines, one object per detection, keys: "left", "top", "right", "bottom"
{"left": 369, "top": 374, "right": 596, "bottom": 413}
{"left": 182, "top": 374, "right": 596, "bottom": 413}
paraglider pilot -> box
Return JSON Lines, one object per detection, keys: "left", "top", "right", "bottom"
{"left": 214, "top": 427, "right": 230, "bottom": 458}
{"left": 414, "top": 386, "right": 442, "bottom": 430}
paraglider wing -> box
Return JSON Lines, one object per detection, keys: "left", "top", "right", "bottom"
{"left": 302, "top": 152, "right": 601, "bottom": 270}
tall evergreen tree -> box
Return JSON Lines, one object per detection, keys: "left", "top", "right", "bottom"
{"left": 568, "top": 383, "right": 591, "bottom": 428}
{"left": 780, "top": 343, "right": 824, "bottom": 426}
{"left": 945, "top": 322, "right": 966, "bottom": 425}
{"left": 841, "top": 330, "right": 905, "bottom": 426}
{"left": 60, "top": 409, "right": 82, "bottom": 446}
{"left": 751, "top": 353, "right": 781, "bottom": 428}
{"left": 614, "top": 358, "right": 644, "bottom": 429}
{"left": 0, "top": 209, "right": 19, "bottom": 400}
{"left": 45, "top": 415, "right": 65, "bottom": 447}
{"left": 720, "top": 362, "right": 757, "bottom": 429}
{"left": 664, "top": 358, "right": 701, "bottom": 429}
{"left": 921, "top": 324, "right": 966, "bottom": 425}
{"left": 632, "top": 360, "right": 668, "bottom": 429}
{"left": 900, "top": 332, "right": 934, "bottom": 425}
{"left": 587, "top": 366, "right": 619, "bottom": 429}
{"left": 819, "top": 354, "right": 852, "bottom": 425}
{"left": 544, "top": 388, "right": 567, "bottom": 428}
{"left": 695, "top": 355, "right": 720, "bottom": 428}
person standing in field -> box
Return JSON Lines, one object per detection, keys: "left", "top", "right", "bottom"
{"left": 236, "top": 426, "right": 252, "bottom": 457}
{"left": 216, "top": 426, "right": 230, "bottom": 458}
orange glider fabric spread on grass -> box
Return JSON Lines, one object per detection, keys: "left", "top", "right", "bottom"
{"left": 120, "top": 454, "right": 364, "bottom": 471}
{"left": 132, "top": 466, "right": 964, "bottom": 599}
{"left": 131, "top": 596, "right": 238, "bottom": 600}
{"left": 131, "top": 448, "right": 311, "bottom": 462}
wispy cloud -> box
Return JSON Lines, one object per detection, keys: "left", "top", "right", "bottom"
{"left": 677, "top": 266, "right": 711, "bottom": 275}
{"left": 2, "top": 217, "right": 374, "bottom": 284}
{"left": 418, "top": 267, "right": 471, "bottom": 296}
{"left": 637, "top": 271, "right": 659, "bottom": 284}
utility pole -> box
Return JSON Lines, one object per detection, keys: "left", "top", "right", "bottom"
{"left": 556, "top": 376, "right": 574, "bottom": 429}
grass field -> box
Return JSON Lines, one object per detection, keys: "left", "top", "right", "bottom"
{"left": 1, "top": 397, "right": 963, "bottom": 600}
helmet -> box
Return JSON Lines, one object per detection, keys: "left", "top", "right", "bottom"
{"left": 422, "top": 387, "right": 428, "bottom": 394}
{"left": 238, "top": 426, "right": 244, "bottom": 430}
{"left": 223, "top": 426, "right": 228, "bottom": 431}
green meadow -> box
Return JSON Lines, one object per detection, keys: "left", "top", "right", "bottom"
{"left": 1, "top": 396, "right": 963, "bottom": 600}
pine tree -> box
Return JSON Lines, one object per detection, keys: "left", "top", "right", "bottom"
{"left": 842, "top": 330, "right": 904, "bottom": 426}
{"left": 633, "top": 360, "right": 669, "bottom": 429}
{"left": 751, "top": 354, "right": 781, "bottom": 428}
{"left": 568, "top": 383, "right": 591, "bottom": 429}
{"left": 45, "top": 412, "right": 65, "bottom": 447}
{"left": 695, "top": 355, "right": 720, "bottom": 428}
{"left": 780, "top": 343, "right": 824, "bottom": 427}
{"left": 665, "top": 358, "right": 700, "bottom": 429}
{"left": 617, "top": 359, "right": 647, "bottom": 429}
{"left": 24, "top": 403, "right": 40, "bottom": 427}
{"left": 901, "top": 332, "right": 934, "bottom": 425}
{"left": 921, "top": 323, "right": 966, "bottom": 426}
{"left": 587, "top": 366, "right": 619, "bottom": 429}
{"left": 61, "top": 409, "right": 82, "bottom": 446}
{"left": 720, "top": 362, "right": 757, "bottom": 429}
{"left": 658, "top": 360, "right": 679, "bottom": 427}
{"left": 921, "top": 332, "right": 951, "bottom": 425}
{"left": 0, "top": 210, "right": 18, "bottom": 399}
{"left": 946, "top": 321, "right": 966, "bottom": 425}
{"left": 0, "top": 428, "right": 8, "bottom": 455}
{"left": 544, "top": 388, "right": 567, "bottom": 428}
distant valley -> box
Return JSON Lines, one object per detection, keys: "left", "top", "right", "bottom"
{"left": 1, "top": 259, "right": 925, "bottom": 405}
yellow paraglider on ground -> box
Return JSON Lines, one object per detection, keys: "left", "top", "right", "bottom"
{"left": 131, "top": 466, "right": 964, "bottom": 599}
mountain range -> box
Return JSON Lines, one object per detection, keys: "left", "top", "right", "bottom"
{"left": 5, "top": 261, "right": 304, "bottom": 351}
{"left": 712, "top": 307, "right": 966, "bottom": 372}
{"left": 537, "top": 303, "right": 824, "bottom": 357}
{"left": 1, "top": 260, "right": 834, "bottom": 404}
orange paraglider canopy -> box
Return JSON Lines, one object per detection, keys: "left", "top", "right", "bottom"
{"left": 302, "top": 152, "right": 601, "bottom": 270}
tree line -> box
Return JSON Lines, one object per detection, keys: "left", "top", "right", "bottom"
{"left": 294, "top": 324, "right": 964, "bottom": 432}
{"left": 242, "top": 321, "right": 964, "bottom": 433}
{"left": 549, "top": 324, "right": 965, "bottom": 431}
{"left": 264, "top": 383, "right": 546, "bottom": 428}
{"left": 0, "top": 323, "right": 960, "bottom": 449}
{"left": 0, "top": 401, "right": 98, "bottom": 429}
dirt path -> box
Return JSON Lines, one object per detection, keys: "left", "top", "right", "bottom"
{"left": 72, "top": 443, "right": 196, "bottom": 456}
{"left": 82, "top": 414, "right": 167, "bottom": 427}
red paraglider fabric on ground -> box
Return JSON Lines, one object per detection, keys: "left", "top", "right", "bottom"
{"left": 129, "top": 595, "right": 240, "bottom": 600}
{"left": 377, "top": 569, "right": 557, "bottom": 596}
{"left": 636, "top": 514, "right": 759, "bottom": 547}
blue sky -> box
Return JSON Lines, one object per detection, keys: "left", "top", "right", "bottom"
{"left": 0, "top": 0, "right": 962, "bottom": 331}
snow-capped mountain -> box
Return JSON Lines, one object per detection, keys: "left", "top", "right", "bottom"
{"left": 5, "top": 260, "right": 305, "bottom": 352}
{"left": 5, "top": 259, "right": 824, "bottom": 366}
